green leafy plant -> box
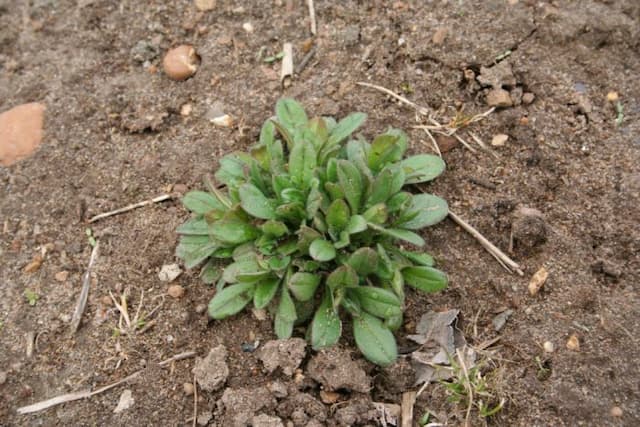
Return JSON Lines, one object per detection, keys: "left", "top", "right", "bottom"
{"left": 24, "top": 289, "right": 39, "bottom": 306}
{"left": 441, "top": 351, "right": 505, "bottom": 423}
{"left": 176, "top": 99, "right": 449, "bottom": 366}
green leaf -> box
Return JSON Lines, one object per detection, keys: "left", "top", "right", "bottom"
{"left": 182, "top": 191, "right": 226, "bottom": 214}
{"left": 309, "top": 239, "right": 336, "bottom": 262}
{"left": 375, "top": 244, "right": 394, "bottom": 280}
{"left": 400, "top": 250, "right": 435, "bottom": 267}
{"left": 367, "top": 164, "right": 405, "bottom": 207}
{"left": 280, "top": 188, "right": 306, "bottom": 203}
{"left": 297, "top": 226, "right": 322, "bottom": 254}
{"left": 347, "top": 247, "right": 378, "bottom": 275}
{"left": 200, "top": 260, "right": 222, "bottom": 284}
{"left": 275, "top": 202, "right": 306, "bottom": 223}
{"left": 307, "top": 117, "right": 329, "bottom": 149}
{"left": 324, "top": 182, "right": 344, "bottom": 201}
{"left": 306, "top": 179, "right": 323, "bottom": 219}
{"left": 210, "top": 220, "right": 259, "bottom": 245}
{"left": 222, "top": 259, "right": 263, "bottom": 283}
{"left": 178, "top": 240, "right": 219, "bottom": 269}
{"left": 215, "top": 153, "right": 250, "bottom": 186}
{"left": 396, "top": 194, "right": 449, "bottom": 229}
{"left": 390, "top": 268, "right": 405, "bottom": 302}
{"left": 337, "top": 160, "right": 363, "bottom": 213}
{"left": 253, "top": 277, "right": 280, "bottom": 309}
{"left": 350, "top": 287, "right": 402, "bottom": 319}
{"left": 208, "top": 282, "right": 255, "bottom": 319}
{"left": 310, "top": 290, "right": 342, "bottom": 349}
{"left": 275, "top": 287, "right": 297, "bottom": 339}
{"left": 239, "top": 183, "right": 277, "bottom": 220}
{"left": 368, "top": 223, "right": 425, "bottom": 247}
{"left": 385, "top": 313, "right": 403, "bottom": 331}
{"left": 402, "top": 266, "right": 448, "bottom": 293}
{"left": 368, "top": 133, "right": 405, "bottom": 172}
{"left": 346, "top": 215, "right": 367, "bottom": 234}
{"left": 176, "top": 218, "right": 210, "bottom": 235}
{"left": 327, "top": 112, "right": 367, "bottom": 146}
{"left": 326, "top": 199, "right": 350, "bottom": 235}
{"left": 387, "top": 192, "right": 412, "bottom": 213}
{"left": 276, "top": 98, "right": 308, "bottom": 130}
{"left": 402, "top": 154, "right": 446, "bottom": 184}
{"left": 326, "top": 265, "right": 359, "bottom": 290}
{"left": 288, "top": 272, "right": 321, "bottom": 302}
{"left": 363, "top": 203, "right": 388, "bottom": 224}
{"left": 289, "top": 140, "right": 316, "bottom": 189}
{"left": 260, "top": 220, "right": 289, "bottom": 237}
{"left": 353, "top": 312, "right": 398, "bottom": 367}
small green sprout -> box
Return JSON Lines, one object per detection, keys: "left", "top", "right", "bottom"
{"left": 24, "top": 289, "right": 39, "bottom": 306}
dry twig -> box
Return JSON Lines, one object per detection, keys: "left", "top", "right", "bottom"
{"left": 88, "top": 194, "right": 172, "bottom": 223}
{"left": 192, "top": 373, "right": 198, "bottom": 427}
{"left": 448, "top": 210, "right": 523, "bottom": 276}
{"left": 70, "top": 241, "right": 100, "bottom": 333}
{"left": 280, "top": 42, "right": 293, "bottom": 88}
{"left": 307, "top": 0, "right": 317, "bottom": 35}
{"left": 401, "top": 391, "right": 416, "bottom": 427}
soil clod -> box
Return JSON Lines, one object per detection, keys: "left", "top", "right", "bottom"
{"left": 307, "top": 346, "right": 371, "bottom": 393}
{"left": 193, "top": 345, "right": 228, "bottom": 392}
{"left": 256, "top": 338, "right": 307, "bottom": 376}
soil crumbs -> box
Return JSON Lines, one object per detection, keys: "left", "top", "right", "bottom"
{"left": 1, "top": 0, "right": 639, "bottom": 426}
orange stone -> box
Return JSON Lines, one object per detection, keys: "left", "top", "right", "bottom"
{"left": 0, "top": 103, "right": 45, "bottom": 166}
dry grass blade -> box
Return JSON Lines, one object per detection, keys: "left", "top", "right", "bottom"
{"left": 88, "top": 194, "right": 172, "bottom": 223}
{"left": 280, "top": 42, "right": 293, "bottom": 87}
{"left": 357, "top": 81, "right": 431, "bottom": 115}
{"left": 70, "top": 241, "right": 100, "bottom": 333}
{"left": 17, "top": 351, "right": 196, "bottom": 415}
{"left": 401, "top": 391, "right": 416, "bottom": 427}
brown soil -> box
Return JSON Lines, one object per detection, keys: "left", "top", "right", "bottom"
{"left": 1, "top": 0, "right": 639, "bottom": 426}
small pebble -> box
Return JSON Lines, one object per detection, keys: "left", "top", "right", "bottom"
{"left": 543, "top": 341, "right": 555, "bottom": 353}
{"left": 183, "top": 382, "right": 195, "bottom": 395}
{"left": 242, "top": 22, "right": 254, "bottom": 33}
{"left": 606, "top": 91, "right": 619, "bottom": 102}
{"left": 491, "top": 134, "right": 509, "bottom": 146}
{"left": 101, "top": 295, "right": 112, "bottom": 306}
{"left": 610, "top": 406, "right": 623, "bottom": 417}
{"left": 319, "top": 390, "right": 340, "bottom": 404}
{"left": 180, "top": 104, "right": 192, "bottom": 116}
{"left": 54, "top": 271, "right": 69, "bottom": 282}
{"left": 195, "top": 303, "right": 207, "bottom": 314}
{"left": 168, "top": 284, "right": 185, "bottom": 299}
{"left": 163, "top": 45, "right": 199, "bottom": 81}
{"left": 432, "top": 27, "right": 448, "bottom": 45}
{"left": 194, "top": 0, "right": 216, "bottom": 11}
{"left": 486, "top": 88, "right": 513, "bottom": 108}
{"left": 210, "top": 114, "right": 233, "bottom": 127}
{"left": 159, "top": 264, "right": 182, "bottom": 282}
{"left": 566, "top": 334, "right": 580, "bottom": 351}
{"left": 522, "top": 92, "right": 535, "bottom": 105}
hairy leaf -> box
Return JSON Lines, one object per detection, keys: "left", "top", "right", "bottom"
{"left": 289, "top": 140, "right": 316, "bottom": 189}
{"left": 402, "top": 266, "right": 448, "bottom": 293}
{"left": 253, "top": 277, "right": 280, "bottom": 309}
{"left": 210, "top": 220, "right": 259, "bottom": 245}
{"left": 182, "top": 191, "right": 226, "bottom": 215}
{"left": 288, "top": 272, "right": 321, "bottom": 302}
{"left": 309, "top": 239, "right": 336, "bottom": 261}
{"left": 311, "top": 291, "right": 342, "bottom": 349}
{"left": 239, "top": 183, "right": 277, "bottom": 220}
{"left": 396, "top": 193, "right": 448, "bottom": 229}
{"left": 208, "top": 282, "right": 255, "bottom": 319}
{"left": 276, "top": 98, "right": 308, "bottom": 130}
{"left": 337, "top": 160, "right": 363, "bottom": 213}
{"left": 347, "top": 247, "right": 378, "bottom": 275}
{"left": 327, "top": 112, "right": 367, "bottom": 147}
{"left": 353, "top": 312, "right": 398, "bottom": 367}
{"left": 402, "top": 154, "right": 446, "bottom": 184}
{"left": 275, "top": 287, "right": 297, "bottom": 339}
{"left": 351, "top": 287, "right": 402, "bottom": 319}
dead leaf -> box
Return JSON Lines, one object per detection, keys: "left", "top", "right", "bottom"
{"left": 113, "top": 389, "right": 134, "bottom": 413}
{"left": 24, "top": 255, "right": 43, "bottom": 274}
{"left": 528, "top": 267, "right": 549, "bottom": 295}
{"left": 566, "top": 334, "right": 580, "bottom": 351}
